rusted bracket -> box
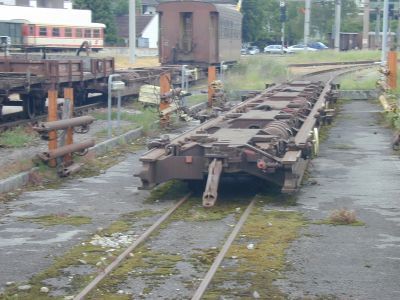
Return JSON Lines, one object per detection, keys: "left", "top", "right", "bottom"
{"left": 202, "top": 158, "right": 223, "bottom": 207}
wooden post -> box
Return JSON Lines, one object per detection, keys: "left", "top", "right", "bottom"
{"left": 48, "top": 90, "right": 58, "bottom": 167}
{"left": 159, "top": 73, "right": 171, "bottom": 126}
{"left": 63, "top": 88, "right": 74, "bottom": 165}
{"left": 388, "top": 51, "right": 397, "bottom": 90}
{"left": 208, "top": 66, "right": 217, "bottom": 107}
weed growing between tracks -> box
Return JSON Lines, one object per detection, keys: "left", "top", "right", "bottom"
{"left": 0, "top": 209, "right": 163, "bottom": 299}
{"left": 203, "top": 203, "right": 306, "bottom": 299}
{"left": 18, "top": 214, "right": 92, "bottom": 227}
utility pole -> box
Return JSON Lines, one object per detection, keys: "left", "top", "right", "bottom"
{"left": 362, "top": 0, "right": 370, "bottom": 49}
{"left": 334, "top": 0, "right": 341, "bottom": 51}
{"left": 280, "top": 1, "right": 286, "bottom": 54}
{"left": 375, "top": 0, "right": 381, "bottom": 49}
{"left": 129, "top": 0, "right": 136, "bottom": 63}
{"left": 381, "top": 0, "right": 389, "bottom": 65}
{"left": 397, "top": 0, "right": 400, "bottom": 50}
{"left": 304, "top": 0, "right": 311, "bottom": 50}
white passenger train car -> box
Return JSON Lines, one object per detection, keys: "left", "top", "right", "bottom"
{"left": 0, "top": 4, "right": 105, "bottom": 50}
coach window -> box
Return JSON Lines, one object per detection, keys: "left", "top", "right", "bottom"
{"left": 29, "top": 26, "right": 35, "bottom": 36}
{"left": 93, "top": 29, "right": 100, "bottom": 38}
{"left": 65, "top": 28, "right": 72, "bottom": 37}
{"left": 52, "top": 27, "right": 60, "bottom": 37}
{"left": 179, "top": 12, "right": 193, "bottom": 52}
{"left": 39, "top": 27, "right": 47, "bottom": 36}
{"left": 84, "top": 29, "right": 91, "bottom": 38}
{"left": 76, "top": 28, "right": 82, "bottom": 38}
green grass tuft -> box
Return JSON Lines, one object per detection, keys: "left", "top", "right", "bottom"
{"left": 0, "top": 126, "right": 36, "bottom": 148}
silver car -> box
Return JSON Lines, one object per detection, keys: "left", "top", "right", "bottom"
{"left": 287, "top": 44, "right": 318, "bottom": 52}
{"left": 264, "top": 45, "right": 293, "bottom": 54}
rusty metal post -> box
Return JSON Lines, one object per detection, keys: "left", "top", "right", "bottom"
{"left": 48, "top": 90, "right": 58, "bottom": 167}
{"left": 208, "top": 66, "right": 217, "bottom": 107}
{"left": 159, "top": 73, "right": 171, "bottom": 126}
{"left": 63, "top": 87, "right": 74, "bottom": 164}
{"left": 388, "top": 51, "right": 397, "bottom": 90}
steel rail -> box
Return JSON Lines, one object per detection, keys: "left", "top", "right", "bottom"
{"left": 191, "top": 199, "right": 256, "bottom": 300}
{"left": 73, "top": 193, "right": 191, "bottom": 300}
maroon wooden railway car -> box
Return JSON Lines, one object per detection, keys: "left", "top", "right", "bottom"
{"left": 157, "top": 1, "right": 242, "bottom": 65}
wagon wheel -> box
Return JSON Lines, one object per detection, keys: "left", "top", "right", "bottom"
{"left": 74, "top": 88, "right": 88, "bottom": 107}
{"left": 22, "top": 94, "right": 37, "bottom": 119}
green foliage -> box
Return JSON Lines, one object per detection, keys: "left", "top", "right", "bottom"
{"left": 73, "top": 0, "right": 141, "bottom": 45}
{"left": 242, "top": 0, "right": 359, "bottom": 45}
{"left": 0, "top": 126, "right": 35, "bottom": 148}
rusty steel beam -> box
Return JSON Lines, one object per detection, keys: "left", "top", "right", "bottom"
{"left": 38, "top": 139, "right": 95, "bottom": 161}
{"left": 208, "top": 66, "right": 217, "bottom": 107}
{"left": 202, "top": 159, "right": 223, "bottom": 207}
{"left": 47, "top": 89, "right": 58, "bottom": 167}
{"left": 34, "top": 116, "right": 95, "bottom": 132}
{"left": 59, "top": 163, "right": 84, "bottom": 177}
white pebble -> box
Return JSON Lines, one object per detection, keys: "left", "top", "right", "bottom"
{"left": 253, "top": 291, "right": 260, "bottom": 298}
{"left": 40, "top": 287, "right": 50, "bottom": 293}
{"left": 17, "top": 285, "right": 31, "bottom": 291}
{"left": 247, "top": 243, "right": 255, "bottom": 250}
{"left": 6, "top": 281, "right": 15, "bottom": 286}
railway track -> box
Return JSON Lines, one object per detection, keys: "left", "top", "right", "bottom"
{"left": 72, "top": 193, "right": 258, "bottom": 300}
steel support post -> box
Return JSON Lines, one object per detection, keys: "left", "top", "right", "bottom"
{"left": 382, "top": 0, "right": 389, "bottom": 66}
{"left": 159, "top": 73, "right": 171, "bottom": 126}
{"left": 63, "top": 87, "right": 74, "bottom": 164}
{"left": 208, "top": 66, "right": 217, "bottom": 107}
{"left": 129, "top": 0, "right": 136, "bottom": 63}
{"left": 363, "top": 0, "right": 370, "bottom": 49}
{"left": 304, "top": 0, "right": 311, "bottom": 50}
{"left": 334, "top": 0, "right": 341, "bottom": 51}
{"left": 388, "top": 51, "right": 397, "bottom": 89}
{"left": 117, "top": 90, "right": 122, "bottom": 134}
{"left": 376, "top": 0, "right": 381, "bottom": 49}
{"left": 48, "top": 90, "right": 58, "bottom": 167}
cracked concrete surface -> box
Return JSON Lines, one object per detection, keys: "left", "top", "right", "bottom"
{"left": 276, "top": 100, "right": 400, "bottom": 299}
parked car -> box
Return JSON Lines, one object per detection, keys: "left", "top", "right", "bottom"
{"left": 241, "top": 47, "right": 248, "bottom": 55}
{"left": 288, "top": 44, "right": 318, "bottom": 52}
{"left": 308, "top": 41, "right": 329, "bottom": 50}
{"left": 264, "top": 44, "right": 293, "bottom": 54}
{"left": 247, "top": 46, "right": 260, "bottom": 55}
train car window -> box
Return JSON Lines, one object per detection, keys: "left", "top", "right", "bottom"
{"left": 93, "top": 29, "right": 100, "bottom": 38}
{"left": 29, "top": 25, "right": 35, "bottom": 36}
{"left": 65, "top": 28, "right": 72, "bottom": 37}
{"left": 84, "top": 29, "right": 91, "bottom": 38}
{"left": 52, "top": 27, "right": 60, "bottom": 37}
{"left": 179, "top": 12, "right": 192, "bottom": 52}
{"left": 39, "top": 27, "right": 47, "bottom": 36}
{"left": 76, "top": 28, "right": 82, "bottom": 38}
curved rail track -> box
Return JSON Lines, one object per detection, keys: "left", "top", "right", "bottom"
{"left": 0, "top": 60, "right": 377, "bottom": 132}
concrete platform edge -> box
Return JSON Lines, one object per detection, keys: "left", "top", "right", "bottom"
{"left": 0, "top": 127, "right": 143, "bottom": 194}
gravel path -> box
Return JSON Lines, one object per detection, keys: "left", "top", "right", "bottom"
{"left": 276, "top": 100, "right": 400, "bottom": 299}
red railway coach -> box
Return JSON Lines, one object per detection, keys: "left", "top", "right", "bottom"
{"left": 157, "top": 1, "right": 242, "bottom": 65}
{"left": 21, "top": 23, "right": 105, "bottom": 51}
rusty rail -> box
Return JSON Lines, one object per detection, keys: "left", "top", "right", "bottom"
{"left": 73, "top": 193, "right": 191, "bottom": 300}
{"left": 191, "top": 199, "right": 256, "bottom": 300}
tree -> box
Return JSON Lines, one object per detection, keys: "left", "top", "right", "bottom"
{"left": 241, "top": 0, "right": 360, "bottom": 46}
{"left": 74, "top": 0, "right": 118, "bottom": 45}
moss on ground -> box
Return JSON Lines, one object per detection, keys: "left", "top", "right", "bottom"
{"left": 19, "top": 214, "right": 92, "bottom": 226}
{"left": 203, "top": 207, "right": 306, "bottom": 299}
{"left": 86, "top": 248, "right": 182, "bottom": 299}
{"left": 312, "top": 219, "right": 365, "bottom": 226}
{"left": 146, "top": 180, "right": 191, "bottom": 203}
{"left": 0, "top": 208, "right": 161, "bottom": 299}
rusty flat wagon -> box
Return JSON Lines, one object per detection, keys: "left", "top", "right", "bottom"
{"left": 137, "top": 80, "right": 339, "bottom": 207}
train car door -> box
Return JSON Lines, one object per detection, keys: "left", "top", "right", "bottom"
{"left": 178, "top": 12, "right": 193, "bottom": 62}
{"left": 209, "top": 12, "right": 218, "bottom": 64}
